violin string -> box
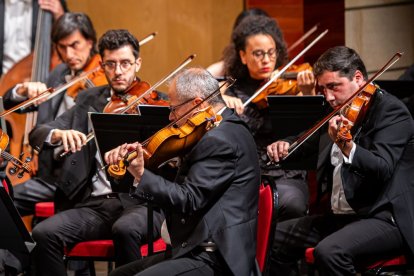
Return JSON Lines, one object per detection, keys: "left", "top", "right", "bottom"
{"left": 1, "top": 151, "right": 31, "bottom": 172}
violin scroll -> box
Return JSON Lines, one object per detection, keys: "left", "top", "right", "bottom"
{"left": 0, "top": 130, "right": 32, "bottom": 177}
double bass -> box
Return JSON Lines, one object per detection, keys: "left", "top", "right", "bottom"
{"left": 0, "top": 8, "right": 58, "bottom": 184}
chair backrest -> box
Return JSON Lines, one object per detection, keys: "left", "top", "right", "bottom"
{"left": 256, "top": 175, "right": 278, "bottom": 274}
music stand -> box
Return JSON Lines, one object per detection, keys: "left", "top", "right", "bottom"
{"left": 89, "top": 105, "right": 170, "bottom": 165}
{"left": 0, "top": 182, "right": 35, "bottom": 270}
{"left": 267, "top": 95, "right": 327, "bottom": 169}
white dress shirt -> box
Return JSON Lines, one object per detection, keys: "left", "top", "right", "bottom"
{"left": 3, "top": 0, "right": 33, "bottom": 74}
{"left": 330, "top": 142, "right": 356, "bottom": 214}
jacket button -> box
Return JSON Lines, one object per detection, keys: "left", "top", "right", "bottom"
{"left": 181, "top": 242, "right": 187, "bottom": 248}
{"left": 71, "top": 160, "right": 77, "bottom": 165}
{"left": 181, "top": 218, "right": 185, "bottom": 224}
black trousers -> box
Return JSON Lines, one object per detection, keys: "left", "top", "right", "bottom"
{"left": 270, "top": 209, "right": 405, "bottom": 276}
{"left": 109, "top": 249, "right": 231, "bottom": 276}
{"left": 265, "top": 170, "right": 309, "bottom": 222}
{"left": 12, "top": 177, "right": 56, "bottom": 216}
{"left": 31, "top": 197, "right": 164, "bottom": 276}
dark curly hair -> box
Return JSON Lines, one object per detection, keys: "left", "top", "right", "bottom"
{"left": 223, "top": 15, "right": 288, "bottom": 80}
{"left": 98, "top": 29, "right": 140, "bottom": 59}
{"left": 313, "top": 46, "right": 368, "bottom": 81}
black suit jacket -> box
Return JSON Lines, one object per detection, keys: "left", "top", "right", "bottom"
{"left": 288, "top": 89, "right": 414, "bottom": 255}
{"left": 3, "top": 63, "right": 70, "bottom": 184}
{"left": 29, "top": 85, "right": 134, "bottom": 209}
{"left": 134, "top": 109, "right": 261, "bottom": 276}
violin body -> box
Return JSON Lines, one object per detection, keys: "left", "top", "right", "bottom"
{"left": 143, "top": 107, "right": 220, "bottom": 170}
{"left": 337, "top": 83, "right": 377, "bottom": 143}
{"left": 103, "top": 80, "right": 168, "bottom": 114}
{"left": 252, "top": 63, "right": 312, "bottom": 108}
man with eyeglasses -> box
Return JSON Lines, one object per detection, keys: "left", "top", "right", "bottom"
{"left": 28, "top": 29, "right": 164, "bottom": 275}
{"left": 105, "top": 67, "right": 260, "bottom": 276}
{"left": 220, "top": 15, "right": 315, "bottom": 223}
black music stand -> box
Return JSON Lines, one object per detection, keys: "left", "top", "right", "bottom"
{"left": 89, "top": 105, "right": 170, "bottom": 255}
{"left": 267, "top": 95, "right": 327, "bottom": 170}
{"left": 89, "top": 105, "right": 170, "bottom": 164}
{"left": 0, "top": 182, "right": 35, "bottom": 271}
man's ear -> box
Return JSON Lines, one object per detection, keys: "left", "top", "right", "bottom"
{"left": 239, "top": 50, "right": 247, "bottom": 65}
{"left": 135, "top": 57, "right": 142, "bottom": 73}
{"left": 354, "top": 70, "right": 365, "bottom": 86}
{"left": 193, "top": 97, "right": 203, "bottom": 106}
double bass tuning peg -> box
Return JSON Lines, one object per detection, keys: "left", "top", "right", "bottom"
{"left": 17, "top": 170, "right": 25, "bottom": 179}
{"left": 8, "top": 166, "right": 17, "bottom": 175}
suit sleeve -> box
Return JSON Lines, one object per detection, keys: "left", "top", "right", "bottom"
{"left": 346, "top": 96, "right": 414, "bottom": 182}
{"left": 134, "top": 132, "right": 237, "bottom": 213}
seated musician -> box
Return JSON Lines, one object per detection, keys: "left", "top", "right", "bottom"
{"left": 222, "top": 15, "right": 315, "bottom": 222}
{"left": 105, "top": 67, "right": 260, "bottom": 276}
{"left": 29, "top": 29, "right": 164, "bottom": 275}
{"left": 267, "top": 46, "right": 414, "bottom": 275}
{"left": 3, "top": 12, "right": 105, "bottom": 217}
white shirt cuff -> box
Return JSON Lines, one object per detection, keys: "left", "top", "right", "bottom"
{"left": 343, "top": 142, "right": 356, "bottom": 164}
{"left": 132, "top": 178, "right": 140, "bottom": 187}
{"left": 45, "top": 129, "right": 62, "bottom": 146}
{"left": 11, "top": 84, "right": 28, "bottom": 102}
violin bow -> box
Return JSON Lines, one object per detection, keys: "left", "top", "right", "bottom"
{"left": 273, "top": 51, "right": 403, "bottom": 165}
{"left": 1, "top": 32, "right": 159, "bottom": 119}
{"left": 139, "top": 32, "right": 158, "bottom": 46}
{"left": 287, "top": 24, "right": 319, "bottom": 53}
{"left": 0, "top": 67, "right": 100, "bottom": 118}
{"left": 59, "top": 54, "right": 196, "bottom": 158}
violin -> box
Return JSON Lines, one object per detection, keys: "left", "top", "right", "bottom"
{"left": 258, "top": 63, "right": 313, "bottom": 99}
{"left": 0, "top": 130, "right": 32, "bottom": 178}
{"left": 103, "top": 80, "right": 168, "bottom": 114}
{"left": 66, "top": 54, "right": 107, "bottom": 98}
{"left": 336, "top": 83, "right": 377, "bottom": 145}
{"left": 108, "top": 106, "right": 222, "bottom": 179}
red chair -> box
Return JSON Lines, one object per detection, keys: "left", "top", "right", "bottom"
{"left": 305, "top": 247, "right": 411, "bottom": 275}
{"left": 256, "top": 175, "right": 278, "bottom": 275}
{"left": 64, "top": 238, "right": 167, "bottom": 276}
{"left": 34, "top": 201, "right": 167, "bottom": 275}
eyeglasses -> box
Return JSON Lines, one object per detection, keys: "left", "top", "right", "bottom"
{"left": 251, "top": 48, "right": 277, "bottom": 61}
{"left": 169, "top": 98, "right": 194, "bottom": 116}
{"left": 101, "top": 60, "right": 136, "bottom": 72}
